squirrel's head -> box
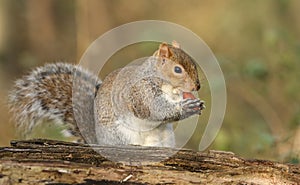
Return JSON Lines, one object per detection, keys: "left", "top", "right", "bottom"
{"left": 153, "top": 41, "right": 200, "bottom": 92}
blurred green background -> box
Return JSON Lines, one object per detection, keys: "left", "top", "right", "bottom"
{"left": 0, "top": 0, "right": 299, "bottom": 163}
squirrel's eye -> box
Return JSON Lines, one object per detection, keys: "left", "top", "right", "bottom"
{"left": 174, "top": 66, "right": 182, "bottom": 74}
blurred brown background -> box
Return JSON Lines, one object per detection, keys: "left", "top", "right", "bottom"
{"left": 0, "top": 0, "right": 299, "bottom": 163}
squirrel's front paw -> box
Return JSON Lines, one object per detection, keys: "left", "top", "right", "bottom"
{"left": 181, "top": 98, "right": 205, "bottom": 117}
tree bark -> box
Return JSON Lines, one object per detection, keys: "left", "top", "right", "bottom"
{"left": 0, "top": 139, "right": 299, "bottom": 185}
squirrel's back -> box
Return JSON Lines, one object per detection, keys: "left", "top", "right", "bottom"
{"left": 8, "top": 63, "right": 100, "bottom": 142}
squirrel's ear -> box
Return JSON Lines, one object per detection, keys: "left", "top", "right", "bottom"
{"left": 158, "top": 43, "right": 170, "bottom": 58}
{"left": 172, "top": 40, "right": 180, "bottom": 48}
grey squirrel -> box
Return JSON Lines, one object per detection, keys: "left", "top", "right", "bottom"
{"left": 8, "top": 42, "right": 205, "bottom": 147}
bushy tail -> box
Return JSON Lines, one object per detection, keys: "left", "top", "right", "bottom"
{"left": 8, "top": 63, "right": 100, "bottom": 143}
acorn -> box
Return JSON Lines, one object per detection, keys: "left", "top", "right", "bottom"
{"left": 182, "top": 92, "right": 196, "bottom": 99}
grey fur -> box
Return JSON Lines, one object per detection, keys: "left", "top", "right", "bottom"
{"left": 9, "top": 45, "right": 204, "bottom": 147}
{"left": 8, "top": 63, "right": 100, "bottom": 143}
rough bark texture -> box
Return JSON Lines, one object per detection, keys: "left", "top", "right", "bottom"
{"left": 0, "top": 139, "right": 299, "bottom": 185}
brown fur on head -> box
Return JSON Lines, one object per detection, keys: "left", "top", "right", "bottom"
{"left": 154, "top": 42, "right": 200, "bottom": 92}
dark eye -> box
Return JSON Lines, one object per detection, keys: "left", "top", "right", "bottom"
{"left": 174, "top": 66, "right": 182, "bottom": 74}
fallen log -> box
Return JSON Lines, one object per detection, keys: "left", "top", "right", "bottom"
{"left": 0, "top": 139, "right": 299, "bottom": 184}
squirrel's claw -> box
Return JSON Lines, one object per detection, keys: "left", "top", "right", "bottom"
{"left": 181, "top": 98, "right": 205, "bottom": 116}
{"left": 199, "top": 100, "right": 205, "bottom": 110}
